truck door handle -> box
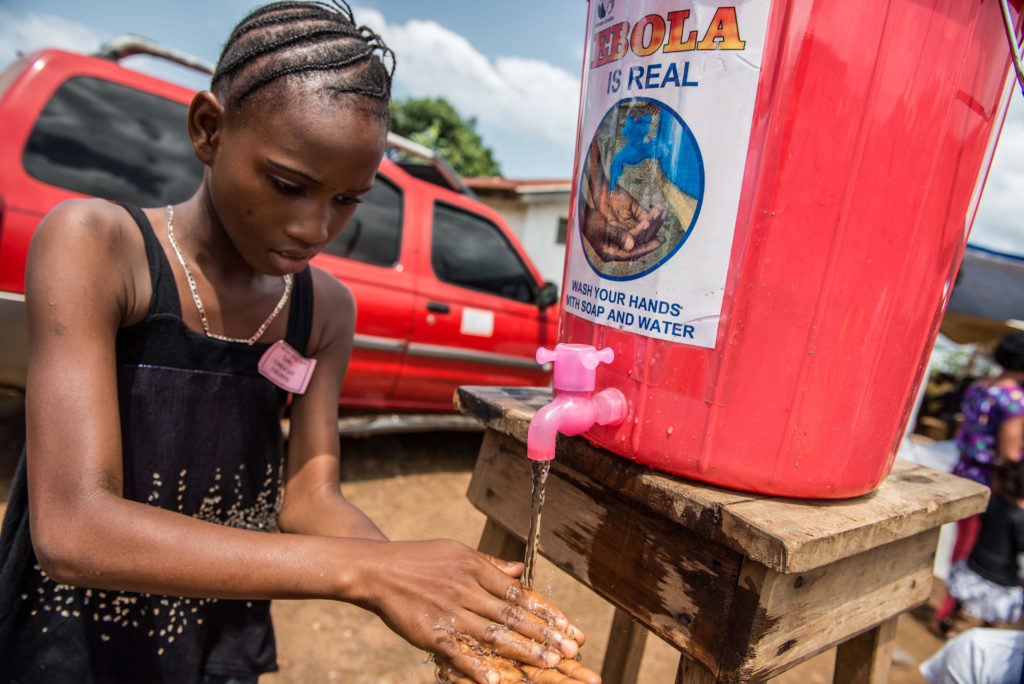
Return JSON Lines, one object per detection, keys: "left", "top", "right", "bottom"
{"left": 426, "top": 301, "right": 451, "bottom": 314}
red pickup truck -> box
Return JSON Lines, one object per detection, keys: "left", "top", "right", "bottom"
{"left": 0, "top": 37, "right": 558, "bottom": 413}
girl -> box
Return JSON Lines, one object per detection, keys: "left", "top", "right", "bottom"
{"left": 951, "top": 333, "right": 1024, "bottom": 490}
{"left": 0, "top": 3, "right": 599, "bottom": 683}
{"left": 931, "top": 332, "right": 1024, "bottom": 636}
{"left": 936, "top": 459, "right": 1024, "bottom": 635}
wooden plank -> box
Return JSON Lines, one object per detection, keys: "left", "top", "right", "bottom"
{"left": 833, "top": 617, "right": 898, "bottom": 684}
{"left": 455, "top": 385, "right": 552, "bottom": 444}
{"left": 600, "top": 608, "right": 648, "bottom": 684}
{"left": 556, "top": 435, "right": 759, "bottom": 542}
{"left": 718, "top": 459, "right": 989, "bottom": 572}
{"left": 457, "top": 385, "right": 990, "bottom": 573}
{"left": 467, "top": 429, "right": 741, "bottom": 674}
{"left": 477, "top": 517, "right": 527, "bottom": 564}
{"left": 457, "top": 386, "right": 763, "bottom": 541}
{"left": 675, "top": 654, "right": 717, "bottom": 684}
{"left": 717, "top": 530, "right": 937, "bottom": 681}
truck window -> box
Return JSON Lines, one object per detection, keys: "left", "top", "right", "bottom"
{"left": 22, "top": 76, "right": 203, "bottom": 207}
{"left": 431, "top": 203, "right": 535, "bottom": 304}
{"left": 323, "top": 174, "right": 402, "bottom": 267}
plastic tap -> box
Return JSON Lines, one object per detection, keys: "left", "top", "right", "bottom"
{"left": 527, "top": 344, "right": 628, "bottom": 461}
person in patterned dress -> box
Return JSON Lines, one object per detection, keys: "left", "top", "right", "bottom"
{"left": 930, "top": 332, "right": 1024, "bottom": 637}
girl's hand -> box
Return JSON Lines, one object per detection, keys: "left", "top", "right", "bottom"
{"left": 436, "top": 650, "right": 602, "bottom": 684}
{"left": 352, "top": 539, "right": 585, "bottom": 684}
{"left": 519, "top": 659, "right": 602, "bottom": 684}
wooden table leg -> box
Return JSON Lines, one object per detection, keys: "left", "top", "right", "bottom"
{"left": 833, "top": 616, "right": 898, "bottom": 684}
{"left": 675, "top": 652, "right": 717, "bottom": 683}
{"left": 600, "top": 608, "right": 648, "bottom": 684}
{"left": 477, "top": 517, "right": 527, "bottom": 562}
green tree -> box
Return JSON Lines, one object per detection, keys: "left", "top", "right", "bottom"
{"left": 389, "top": 97, "right": 502, "bottom": 178}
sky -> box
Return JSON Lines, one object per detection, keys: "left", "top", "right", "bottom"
{"left": 1, "top": 1, "right": 1022, "bottom": 256}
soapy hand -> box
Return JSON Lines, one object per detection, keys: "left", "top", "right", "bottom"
{"left": 433, "top": 585, "right": 598, "bottom": 684}
{"left": 356, "top": 539, "right": 586, "bottom": 684}
{"left": 438, "top": 638, "right": 602, "bottom": 679}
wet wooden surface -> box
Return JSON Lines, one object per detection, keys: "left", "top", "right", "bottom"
{"left": 456, "top": 386, "right": 988, "bottom": 573}
{"left": 472, "top": 429, "right": 741, "bottom": 674}
{"left": 456, "top": 385, "right": 989, "bottom": 683}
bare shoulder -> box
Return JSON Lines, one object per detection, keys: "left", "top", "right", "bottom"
{"left": 30, "top": 199, "right": 145, "bottom": 265}
{"left": 27, "top": 199, "right": 149, "bottom": 323}
{"left": 309, "top": 265, "right": 355, "bottom": 314}
{"left": 306, "top": 265, "right": 356, "bottom": 355}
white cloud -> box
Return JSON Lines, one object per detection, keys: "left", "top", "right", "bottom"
{"left": 355, "top": 7, "right": 579, "bottom": 155}
{"left": 0, "top": 9, "right": 210, "bottom": 93}
{"left": 972, "top": 92, "right": 1024, "bottom": 255}
{"left": 0, "top": 9, "right": 107, "bottom": 62}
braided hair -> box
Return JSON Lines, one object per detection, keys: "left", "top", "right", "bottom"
{"left": 211, "top": 0, "right": 394, "bottom": 117}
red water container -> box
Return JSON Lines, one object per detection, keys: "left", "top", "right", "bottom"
{"left": 560, "top": 0, "right": 1023, "bottom": 497}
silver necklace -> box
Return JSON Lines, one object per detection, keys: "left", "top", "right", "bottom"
{"left": 165, "top": 205, "right": 293, "bottom": 346}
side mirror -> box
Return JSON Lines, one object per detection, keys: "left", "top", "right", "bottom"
{"left": 537, "top": 281, "right": 559, "bottom": 309}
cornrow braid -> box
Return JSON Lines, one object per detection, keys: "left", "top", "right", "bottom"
{"left": 224, "top": 1, "right": 353, "bottom": 45}
{"left": 215, "top": 27, "right": 357, "bottom": 81}
{"left": 212, "top": 0, "right": 394, "bottom": 110}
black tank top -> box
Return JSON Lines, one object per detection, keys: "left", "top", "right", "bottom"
{"left": 0, "top": 204, "right": 314, "bottom": 683}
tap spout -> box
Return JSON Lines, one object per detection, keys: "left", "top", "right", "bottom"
{"left": 527, "top": 387, "right": 628, "bottom": 461}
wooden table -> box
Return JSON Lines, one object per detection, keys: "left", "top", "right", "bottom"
{"left": 454, "top": 386, "right": 989, "bottom": 684}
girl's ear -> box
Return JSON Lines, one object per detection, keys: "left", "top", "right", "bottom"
{"left": 187, "top": 91, "right": 225, "bottom": 165}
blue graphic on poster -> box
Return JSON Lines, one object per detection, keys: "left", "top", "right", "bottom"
{"left": 577, "top": 97, "right": 704, "bottom": 280}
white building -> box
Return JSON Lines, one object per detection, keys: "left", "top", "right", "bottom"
{"left": 464, "top": 177, "right": 572, "bottom": 288}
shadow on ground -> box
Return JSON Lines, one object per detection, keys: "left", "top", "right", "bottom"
{"left": 337, "top": 431, "right": 481, "bottom": 482}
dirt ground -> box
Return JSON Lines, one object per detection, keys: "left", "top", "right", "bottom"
{"left": 0, "top": 388, "right": 970, "bottom": 682}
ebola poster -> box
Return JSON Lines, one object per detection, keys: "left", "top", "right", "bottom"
{"left": 564, "top": 1, "right": 772, "bottom": 348}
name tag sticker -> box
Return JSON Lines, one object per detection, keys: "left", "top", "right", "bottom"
{"left": 258, "top": 340, "right": 317, "bottom": 394}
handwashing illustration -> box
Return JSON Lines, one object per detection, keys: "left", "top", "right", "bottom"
{"left": 578, "top": 98, "right": 703, "bottom": 278}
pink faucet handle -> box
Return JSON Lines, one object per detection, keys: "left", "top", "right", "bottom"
{"left": 527, "top": 345, "right": 627, "bottom": 461}
{"left": 592, "top": 347, "right": 615, "bottom": 367}
{"left": 538, "top": 343, "right": 615, "bottom": 392}
{"left": 536, "top": 347, "right": 559, "bottom": 365}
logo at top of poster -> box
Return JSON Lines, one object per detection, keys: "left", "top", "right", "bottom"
{"left": 578, "top": 97, "right": 704, "bottom": 281}
{"left": 595, "top": 0, "right": 615, "bottom": 20}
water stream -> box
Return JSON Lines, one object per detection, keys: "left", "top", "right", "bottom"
{"left": 521, "top": 460, "right": 551, "bottom": 588}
